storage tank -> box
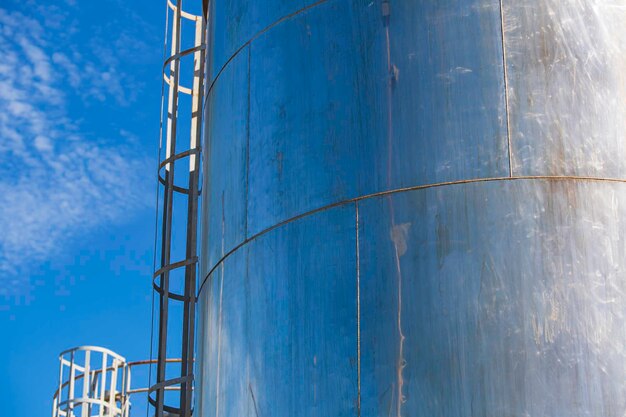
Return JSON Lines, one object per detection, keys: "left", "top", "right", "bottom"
{"left": 196, "top": 0, "right": 626, "bottom": 415}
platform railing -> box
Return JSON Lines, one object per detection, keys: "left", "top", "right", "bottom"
{"left": 52, "top": 346, "right": 130, "bottom": 417}
{"left": 52, "top": 347, "right": 185, "bottom": 417}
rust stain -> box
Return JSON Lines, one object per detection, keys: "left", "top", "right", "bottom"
{"left": 390, "top": 223, "right": 411, "bottom": 257}
{"left": 436, "top": 214, "right": 450, "bottom": 268}
{"left": 382, "top": 1, "right": 406, "bottom": 414}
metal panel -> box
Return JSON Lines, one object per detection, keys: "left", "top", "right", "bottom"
{"left": 202, "top": 250, "right": 250, "bottom": 417}
{"left": 504, "top": 1, "right": 626, "bottom": 177}
{"left": 198, "top": 0, "right": 626, "bottom": 416}
{"left": 201, "top": 47, "right": 249, "bottom": 276}
{"left": 206, "top": 0, "right": 308, "bottom": 81}
{"left": 359, "top": 179, "right": 626, "bottom": 416}
{"left": 246, "top": 0, "right": 508, "bottom": 236}
{"left": 197, "top": 206, "right": 358, "bottom": 417}
{"left": 246, "top": 1, "right": 366, "bottom": 236}
{"left": 195, "top": 264, "right": 222, "bottom": 417}
{"left": 379, "top": 0, "right": 509, "bottom": 185}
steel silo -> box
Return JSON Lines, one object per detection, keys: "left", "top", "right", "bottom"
{"left": 196, "top": 0, "right": 626, "bottom": 416}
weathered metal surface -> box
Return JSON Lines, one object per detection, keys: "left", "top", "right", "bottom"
{"left": 201, "top": 48, "right": 249, "bottom": 276}
{"left": 198, "top": 0, "right": 626, "bottom": 416}
{"left": 205, "top": 0, "right": 308, "bottom": 80}
{"left": 504, "top": 1, "right": 626, "bottom": 177}
{"left": 205, "top": 0, "right": 510, "bottom": 255}
{"left": 245, "top": 0, "right": 509, "bottom": 236}
{"left": 196, "top": 207, "right": 358, "bottom": 417}
{"left": 359, "top": 179, "right": 626, "bottom": 416}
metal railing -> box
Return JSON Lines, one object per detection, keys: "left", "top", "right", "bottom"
{"left": 52, "top": 347, "right": 184, "bottom": 417}
{"left": 52, "top": 346, "right": 130, "bottom": 417}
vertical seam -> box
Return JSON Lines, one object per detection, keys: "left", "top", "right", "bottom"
{"left": 245, "top": 44, "right": 251, "bottom": 239}
{"left": 203, "top": 0, "right": 331, "bottom": 109}
{"left": 215, "top": 196, "right": 226, "bottom": 417}
{"left": 215, "top": 267, "right": 224, "bottom": 417}
{"left": 499, "top": 0, "right": 514, "bottom": 177}
{"left": 355, "top": 202, "right": 361, "bottom": 417}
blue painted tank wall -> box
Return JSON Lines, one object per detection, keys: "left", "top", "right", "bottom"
{"left": 196, "top": 0, "right": 626, "bottom": 416}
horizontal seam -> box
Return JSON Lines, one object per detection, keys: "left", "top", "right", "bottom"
{"left": 203, "top": 0, "right": 331, "bottom": 108}
{"left": 196, "top": 174, "right": 626, "bottom": 296}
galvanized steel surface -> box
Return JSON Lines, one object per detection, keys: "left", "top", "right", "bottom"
{"left": 197, "top": 0, "right": 626, "bottom": 416}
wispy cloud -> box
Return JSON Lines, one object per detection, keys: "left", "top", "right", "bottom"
{"left": 0, "top": 6, "right": 153, "bottom": 295}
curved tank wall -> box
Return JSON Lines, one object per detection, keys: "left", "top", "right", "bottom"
{"left": 196, "top": 0, "right": 626, "bottom": 416}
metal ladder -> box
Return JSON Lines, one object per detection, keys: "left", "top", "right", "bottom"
{"left": 150, "top": 1, "right": 206, "bottom": 416}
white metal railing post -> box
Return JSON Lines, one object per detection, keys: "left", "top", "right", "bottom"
{"left": 56, "top": 353, "right": 64, "bottom": 417}
{"left": 81, "top": 350, "right": 90, "bottom": 417}
{"left": 68, "top": 351, "right": 76, "bottom": 416}
{"left": 108, "top": 359, "right": 118, "bottom": 415}
{"left": 189, "top": 16, "right": 203, "bottom": 173}
{"left": 99, "top": 352, "right": 107, "bottom": 417}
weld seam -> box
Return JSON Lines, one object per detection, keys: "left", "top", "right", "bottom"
{"left": 499, "top": 0, "right": 513, "bottom": 177}
{"left": 197, "top": 175, "right": 626, "bottom": 295}
{"left": 203, "top": 0, "right": 331, "bottom": 108}
{"left": 245, "top": 44, "right": 251, "bottom": 239}
{"left": 355, "top": 202, "right": 361, "bottom": 417}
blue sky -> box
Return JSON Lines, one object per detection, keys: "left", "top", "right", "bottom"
{"left": 0, "top": 0, "right": 168, "bottom": 415}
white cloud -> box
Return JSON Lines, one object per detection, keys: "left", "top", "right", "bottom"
{"left": 33, "top": 135, "right": 53, "bottom": 152}
{"left": 0, "top": 7, "right": 153, "bottom": 294}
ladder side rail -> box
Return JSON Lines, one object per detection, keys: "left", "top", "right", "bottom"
{"left": 156, "top": 0, "right": 183, "bottom": 415}
{"left": 179, "top": 15, "right": 206, "bottom": 417}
